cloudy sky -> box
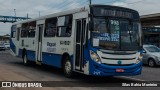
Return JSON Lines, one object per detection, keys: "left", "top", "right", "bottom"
{"left": 0, "top": 0, "right": 159, "bottom": 35}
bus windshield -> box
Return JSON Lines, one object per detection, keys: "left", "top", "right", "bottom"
{"left": 91, "top": 17, "right": 140, "bottom": 51}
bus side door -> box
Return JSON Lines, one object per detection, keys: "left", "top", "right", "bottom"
{"left": 35, "top": 20, "right": 45, "bottom": 63}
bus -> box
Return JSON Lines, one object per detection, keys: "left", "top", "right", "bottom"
{"left": 10, "top": 5, "right": 143, "bottom": 77}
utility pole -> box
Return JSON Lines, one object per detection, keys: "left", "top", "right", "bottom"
{"left": 39, "top": 11, "right": 40, "bottom": 17}
{"left": 89, "top": 0, "right": 91, "bottom": 5}
{"left": 27, "top": 13, "right": 28, "bottom": 19}
{"left": 14, "top": 9, "right": 16, "bottom": 17}
{"left": 14, "top": 9, "right": 16, "bottom": 22}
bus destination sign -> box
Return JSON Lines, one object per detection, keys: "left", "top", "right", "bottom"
{"left": 100, "top": 9, "right": 133, "bottom": 18}
{"left": 92, "top": 7, "right": 137, "bottom": 19}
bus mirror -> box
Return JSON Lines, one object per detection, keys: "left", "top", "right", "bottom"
{"left": 89, "top": 21, "right": 93, "bottom": 31}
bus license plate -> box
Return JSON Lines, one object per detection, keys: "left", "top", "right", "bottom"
{"left": 116, "top": 69, "right": 124, "bottom": 72}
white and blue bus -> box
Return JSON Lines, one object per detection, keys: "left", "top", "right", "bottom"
{"left": 10, "top": 5, "right": 143, "bottom": 77}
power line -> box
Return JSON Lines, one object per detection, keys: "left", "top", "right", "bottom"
{"left": 80, "top": 0, "right": 90, "bottom": 6}
{"left": 101, "top": 0, "right": 144, "bottom": 5}
{"left": 66, "top": 0, "right": 86, "bottom": 7}
{"left": 51, "top": 0, "right": 96, "bottom": 11}
{"left": 55, "top": 0, "right": 79, "bottom": 10}
{"left": 115, "top": 0, "right": 144, "bottom": 7}
{"left": 43, "top": 0, "right": 145, "bottom": 15}
{"left": 72, "top": 0, "right": 89, "bottom": 7}
{"left": 103, "top": 0, "right": 123, "bottom": 4}
{"left": 59, "top": 0, "right": 88, "bottom": 11}
{"left": 50, "top": 0, "right": 69, "bottom": 9}
{"left": 126, "top": 0, "right": 144, "bottom": 5}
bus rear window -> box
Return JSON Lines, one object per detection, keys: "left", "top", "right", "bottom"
{"left": 11, "top": 25, "right": 16, "bottom": 38}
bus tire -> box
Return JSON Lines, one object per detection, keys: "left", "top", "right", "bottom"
{"left": 23, "top": 53, "right": 29, "bottom": 65}
{"left": 63, "top": 56, "right": 74, "bottom": 78}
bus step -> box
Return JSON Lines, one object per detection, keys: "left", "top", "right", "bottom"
{"left": 36, "top": 60, "right": 42, "bottom": 65}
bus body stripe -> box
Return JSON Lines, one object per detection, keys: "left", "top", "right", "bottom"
{"left": 10, "top": 39, "right": 16, "bottom": 53}
{"left": 26, "top": 50, "right": 35, "bottom": 61}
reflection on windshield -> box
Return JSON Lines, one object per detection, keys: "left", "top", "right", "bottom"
{"left": 91, "top": 17, "right": 140, "bottom": 51}
{"left": 92, "top": 18, "right": 120, "bottom": 50}
{"left": 146, "top": 46, "right": 160, "bottom": 52}
{"left": 120, "top": 21, "right": 139, "bottom": 50}
{"left": 94, "top": 18, "right": 107, "bottom": 33}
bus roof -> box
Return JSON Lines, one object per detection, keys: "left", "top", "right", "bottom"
{"left": 13, "top": 6, "right": 90, "bottom": 25}
{"left": 91, "top": 5, "right": 139, "bottom": 13}
{"left": 12, "top": 4, "right": 139, "bottom": 25}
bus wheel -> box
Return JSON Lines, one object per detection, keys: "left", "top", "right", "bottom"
{"left": 63, "top": 56, "right": 73, "bottom": 78}
{"left": 23, "top": 54, "right": 29, "bottom": 65}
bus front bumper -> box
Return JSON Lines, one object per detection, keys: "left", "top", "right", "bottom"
{"left": 90, "top": 62, "right": 142, "bottom": 76}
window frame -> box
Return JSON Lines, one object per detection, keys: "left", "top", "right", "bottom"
{"left": 21, "top": 30, "right": 28, "bottom": 38}
{"left": 11, "top": 25, "right": 16, "bottom": 38}
{"left": 57, "top": 14, "right": 73, "bottom": 37}
{"left": 28, "top": 29, "right": 36, "bottom": 38}
{"left": 28, "top": 21, "right": 36, "bottom": 38}
{"left": 44, "top": 17, "right": 57, "bottom": 37}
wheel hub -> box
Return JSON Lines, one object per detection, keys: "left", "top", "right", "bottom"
{"left": 149, "top": 60, "right": 154, "bottom": 67}
{"left": 65, "top": 61, "right": 71, "bottom": 74}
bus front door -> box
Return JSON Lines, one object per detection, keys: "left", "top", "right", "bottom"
{"left": 75, "top": 19, "right": 86, "bottom": 72}
{"left": 16, "top": 28, "right": 20, "bottom": 56}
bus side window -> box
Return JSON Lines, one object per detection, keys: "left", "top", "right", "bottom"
{"left": 21, "top": 30, "right": 28, "bottom": 37}
{"left": 21, "top": 23, "right": 29, "bottom": 38}
{"left": 44, "top": 18, "right": 57, "bottom": 37}
{"left": 57, "top": 15, "right": 72, "bottom": 37}
{"left": 11, "top": 31, "right": 16, "bottom": 38}
{"left": 17, "top": 28, "right": 20, "bottom": 41}
{"left": 28, "top": 21, "right": 36, "bottom": 38}
{"left": 28, "top": 29, "right": 36, "bottom": 37}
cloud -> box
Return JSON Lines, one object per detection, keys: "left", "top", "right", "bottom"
{"left": 0, "top": 0, "right": 160, "bottom": 35}
{"left": 0, "top": 0, "right": 86, "bottom": 35}
{"left": 112, "top": 2, "right": 127, "bottom": 7}
{"left": 0, "top": 0, "right": 65, "bottom": 35}
{"left": 112, "top": 0, "right": 160, "bottom": 15}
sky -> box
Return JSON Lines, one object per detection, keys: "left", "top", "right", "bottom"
{"left": 0, "top": 0, "right": 160, "bottom": 35}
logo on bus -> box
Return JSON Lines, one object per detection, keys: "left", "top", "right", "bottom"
{"left": 47, "top": 42, "right": 56, "bottom": 47}
{"left": 117, "top": 60, "right": 122, "bottom": 65}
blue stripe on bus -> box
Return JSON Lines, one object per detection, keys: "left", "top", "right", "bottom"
{"left": 42, "top": 52, "right": 62, "bottom": 68}
{"left": 26, "top": 50, "right": 35, "bottom": 61}
{"left": 18, "top": 49, "right": 74, "bottom": 68}
{"left": 18, "top": 49, "right": 23, "bottom": 58}
{"left": 42, "top": 52, "right": 73, "bottom": 68}
{"left": 10, "top": 39, "right": 16, "bottom": 53}
{"left": 18, "top": 49, "right": 35, "bottom": 61}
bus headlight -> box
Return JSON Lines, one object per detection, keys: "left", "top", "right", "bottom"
{"left": 90, "top": 50, "right": 101, "bottom": 64}
{"left": 136, "top": 54, "right": 143, "bottom": 64}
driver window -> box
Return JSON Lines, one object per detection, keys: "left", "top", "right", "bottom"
{"left": 94, "top": 18, "right": 108, "bottom": 33}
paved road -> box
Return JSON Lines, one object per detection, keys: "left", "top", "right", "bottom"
{"left": 0, "top": 50, "right": 160, "bottom": 90}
